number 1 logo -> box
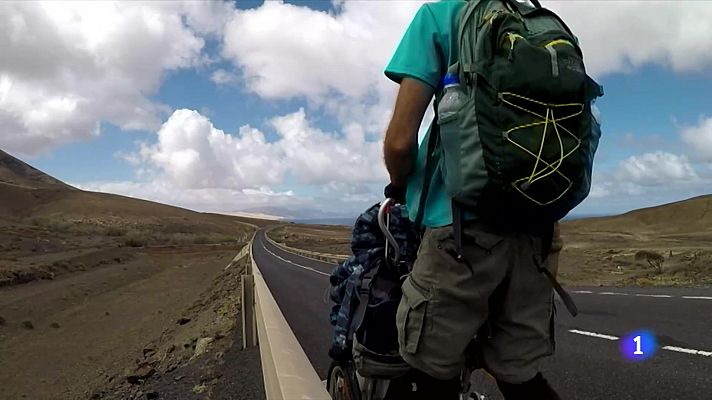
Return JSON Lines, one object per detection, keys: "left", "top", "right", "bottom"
{"left": 633, "top": 335, "right": 644, "bottom": 355}
{"left": 621, "top": 330, "right": 656, "bottom": 361}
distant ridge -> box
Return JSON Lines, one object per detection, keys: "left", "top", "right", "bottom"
{"left": 0, "top": 149, "right": 73, "bottom": 190}
{"left": 288, "top": 217, "right": 356, "bottom": 226}
{"left": 564, "top": 194, "right": 712, "bottom": 235}
{"left": 0, "top": 148, "right": 271, "bottom": 228}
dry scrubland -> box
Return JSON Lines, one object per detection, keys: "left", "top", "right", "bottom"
{"left": 0, "top": 186, "right": 256, "bottom": 288}
{"left": 0, "top": 149, "right": 265, "bottom": 399}
{"left": 269, "top": 224, "right": 352, "bottom": 256}
{"left": 271, "top": 196, "right": 712, "bottom": 288}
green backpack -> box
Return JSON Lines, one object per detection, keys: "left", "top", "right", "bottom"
{"left": 417, "top": 0, "right": 603, "bottom": 231}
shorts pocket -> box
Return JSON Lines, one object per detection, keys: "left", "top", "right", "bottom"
{"left": 397, "top": 277, "right": 429, "bottom": 355}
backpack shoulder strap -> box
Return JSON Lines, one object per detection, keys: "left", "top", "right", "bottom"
{"left": 458, "top": 0, "right": 484, "bottom": 75}
{"left": 413, "top": 102, "right": 440, "bottom": 232}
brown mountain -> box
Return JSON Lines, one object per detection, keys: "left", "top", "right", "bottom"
{"left": 0, "top": 148, "right": 73, "bottom": 190}
{"left": 564, "top": 195, "right": 712, "bottom": 236}
{"left": 0, "top": 149, "right": 272, "bottom": 228}
{"left": 0, "top": 148, "right": 274, "bottom": 288}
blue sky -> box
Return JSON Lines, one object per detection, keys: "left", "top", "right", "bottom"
{"left": 3, "top": 1, "right": 712, "bottom": 219}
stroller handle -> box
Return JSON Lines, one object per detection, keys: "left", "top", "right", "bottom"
{"left": 378, "top": 198, "right": 400, "bottom": 266}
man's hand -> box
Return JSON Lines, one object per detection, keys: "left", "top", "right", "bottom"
{"left": 384, "top": 183, "right": 406, "bottom": 204}
{"left": 383, "top": 78, "right": 435, "bottom": 188}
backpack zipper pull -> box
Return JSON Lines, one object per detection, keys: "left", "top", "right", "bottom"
{"left": 506, "top": 33, "right": 522, "bottom": 62}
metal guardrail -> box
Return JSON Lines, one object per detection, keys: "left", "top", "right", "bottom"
{"left": 264, "top": 227, "right": 350, "bottom": 265}
{"left": 240, "top": 233, "right": 330, "bottom": 400}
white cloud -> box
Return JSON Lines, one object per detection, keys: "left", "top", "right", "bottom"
{"left": 74, "top": 177, "right": 376, "bottom": 219}
{"left": 548, "top": 1, "right": 712, "bottom": 77}
{"left": 222, "top": 0, "right": 424, "bottom": 100}
{"left": 74, "top": 179, "right": 300, "bottom": 215}
{"left": 588, "top": 182, "right": 611, "bottom": 199}
{"left": 141, "top": 109, "right": 284, "bottom": 189}
{"left": 102, "top": 107, "right": 389, "bottom": 217}
{"left": 0, "top": 1, "right": 234, "bottom": 156}
{"left": 210, "top": 69, "right": 238, "bottom": 85}
{"left": 220, "top": 0, "right": 427, "bottom": 139}
{"left": 136, "top": 108, "right": 387, "bottom": 191}
{"left": 575, "top": 163, "right": 712, "bottom": 216}
{"left": 615, "top": 151, "right": 698, "bottom": 186}
{"left": 222, "top": 1, "right": 712, "bottom": 102}
{"left": 681, "top": 116, "right": 712, "bottom": 161}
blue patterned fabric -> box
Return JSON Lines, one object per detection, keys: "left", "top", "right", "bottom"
{"left": 328, "top": 202, "right": 420, "bottom": 361}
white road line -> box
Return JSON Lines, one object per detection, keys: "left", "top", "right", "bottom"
{"left": 681, "top": 296, "right": 712, "bottom": 300}
{"left": 599, "top": 292, "right": 629, "bottom": 296}
{"left": 573, "top": 290, "right": 594, "bottom": 294}
{"left": 568, "top": 330, "right": 712, "bottom": 358}
{"left": 634, "top": 294, "right": 673, "bottom": 298}
{"left": 662, "top": 346, "right": 712, "bottom": 357}
{"left": 262, "top": 243, "right": 330, "bottom": 277}
{"left": 568, "top": 329, "right": 619, "bottom": 341}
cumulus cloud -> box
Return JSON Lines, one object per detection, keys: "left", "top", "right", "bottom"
{"left": 222, "top": 0, "right": 424, "bottom": 100}
{"left": 0, "top": 1, "right": 234, "bottom": 155}
{"left": 548, "top": 1, "right": 712, "bottom": 77}
{"left": 222, "top": 1, "right": 712, "bottom": 101}
{"left": 136, "top": 108, "right": 387, "bottom": 191}
{"left": 680, "top": 116, "right": 712, "bottom": 162}
{"left": 615, "top": 151, "right": 698, "bottom": 186}
{"left": 221, "top": 0, "right": 427, "bottom": 138}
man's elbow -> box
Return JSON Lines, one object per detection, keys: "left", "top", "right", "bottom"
{"left": 384, "top": 139, "right": 413, "bottom": 161}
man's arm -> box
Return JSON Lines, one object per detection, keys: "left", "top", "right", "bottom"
{"left": 383, "top": 77, "right": 435, "bottom": 187}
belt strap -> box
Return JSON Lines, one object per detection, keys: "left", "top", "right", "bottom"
{"left": 453, "top": 200, "right": 464, "bottom": 253}
{"left": 533, "top": 249, "right": 578, "bottom": 317}
{"left": 542, "top": 267, "right": 578, "bottom": 317}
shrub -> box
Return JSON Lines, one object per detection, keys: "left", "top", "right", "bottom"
{"left": 192, "top": 236, "right": 210, "bottom": 245}
{"left": 123, "top": 234, "right": 147, "bottom": 247}
{"left": 635, "top": 250, "right": 664, "bottom": 274}
{"left": 106, "top": 227, "right": 127, "bottom": 237}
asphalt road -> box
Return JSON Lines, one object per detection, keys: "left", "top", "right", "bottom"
{"left": 252, "top": 229, "right": 712, "bottom": 399}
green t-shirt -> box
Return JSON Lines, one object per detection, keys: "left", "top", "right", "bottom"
{"left": 384, "top": 0, "right": 466, "bottom": 228}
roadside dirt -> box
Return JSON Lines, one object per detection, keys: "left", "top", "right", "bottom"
{"left": 557, "top": 228, "right": 712, "bottom": 287}
{"left": 274, "top": 223, "right": 712, "bottom": 288}
{"left": 0, "top": 214, "right": 252, "bottom": 289}
{"left": 0, "top": 244, "right": 251, "bottom": 400}
{"left": 269, "top": 224, "right": 351, "bottom": 256}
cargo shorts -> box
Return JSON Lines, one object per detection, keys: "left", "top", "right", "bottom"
{"left": 395, "top": 222, "right": 560, "bottom": 384}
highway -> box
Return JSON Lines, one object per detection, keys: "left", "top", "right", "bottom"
{"left": 252, "top": 229, "right": 712, "bottom": 399}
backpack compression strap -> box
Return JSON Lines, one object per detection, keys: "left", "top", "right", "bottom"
{"left": 539, "top": 224, "right": 579, "bottom": 317}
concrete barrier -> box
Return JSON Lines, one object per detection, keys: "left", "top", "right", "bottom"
{"left": 244, "top": 234, "right": 331, "bottom": 400}
{"left": 227, "top": 241, "right": 252, "bottom": 270}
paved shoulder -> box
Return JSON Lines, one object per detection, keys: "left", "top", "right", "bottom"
{"left": 252, "top": 230, "right": 335, "bottom": 378}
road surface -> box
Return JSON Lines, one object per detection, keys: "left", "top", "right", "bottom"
{"left": 252, "top": 229, "right": 712, "bottom": 399}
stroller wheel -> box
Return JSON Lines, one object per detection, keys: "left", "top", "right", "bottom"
{"left": 327, "top": 361, "right": 360, "bottom": 400}
{"left": 467, "top": 369, "right": 499, "bottom": 400}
